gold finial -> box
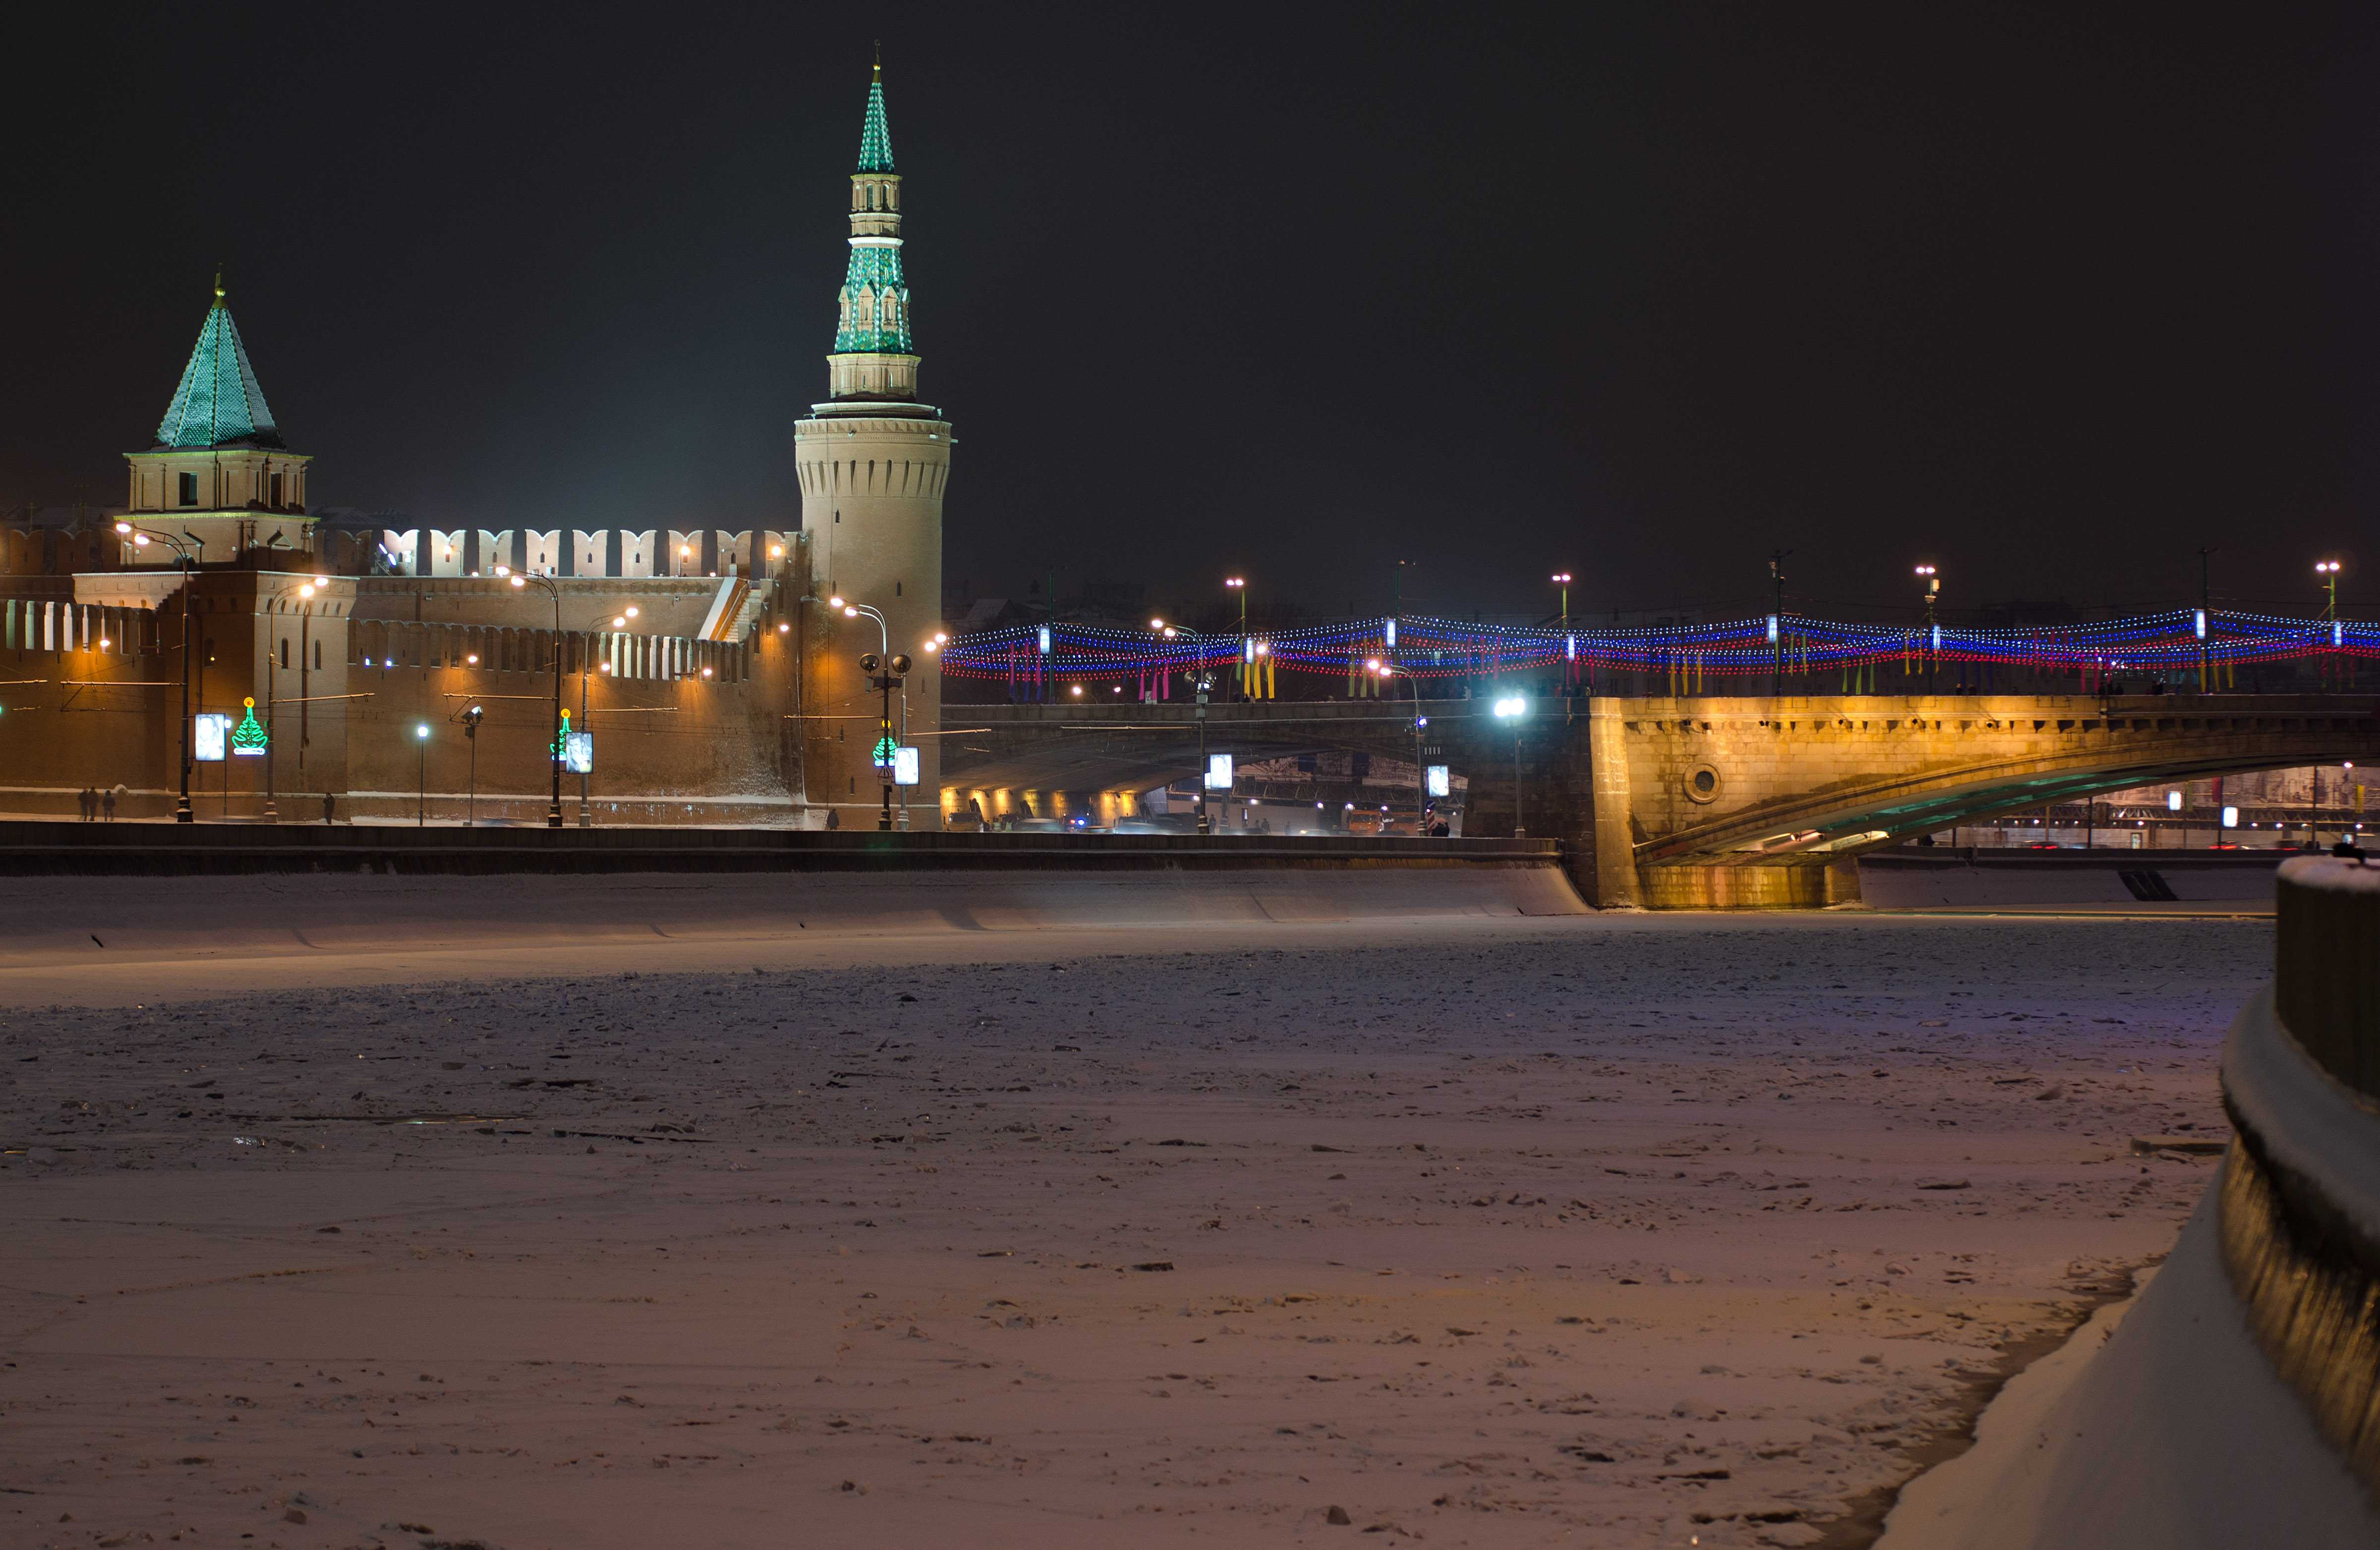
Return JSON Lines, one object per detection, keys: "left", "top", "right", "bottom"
{"left": 873, "top": 39, "right": 882, "bottom": 73}
{"left": 213, "top": 269, "right": 225, "bottom": 305}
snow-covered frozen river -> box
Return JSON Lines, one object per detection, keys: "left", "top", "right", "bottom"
{"left": 0, "top": 888, "right": 2261, "bottom": 1548}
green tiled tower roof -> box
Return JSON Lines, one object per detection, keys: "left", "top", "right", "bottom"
{"left": 856, "top": 63, "right": 895, "bottom": 173}
{"left": 834, "top": 62, "right": 912, "bottom": 359}
{"left": 154, "top": 277, "right": 284, "bottom": 451}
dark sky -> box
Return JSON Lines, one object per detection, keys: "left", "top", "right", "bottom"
{"left": 5, "top": 5, "right": 2376, "bottom": 622}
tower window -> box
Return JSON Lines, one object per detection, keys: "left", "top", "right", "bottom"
{"left": 178, "top": 472, "right": 199, "bottom": 507}
{"left": 314, "top": 640, "right": 322, "bottom": 670}
{"left": 270, "top": 472, "right": 283, "bottom": 506}
{"left": 280, "top": 638, "right": 289, "bottom": 669}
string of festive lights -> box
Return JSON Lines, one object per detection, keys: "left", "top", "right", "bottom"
{"left": 939, "top": 609, "right": 2378, "bottom": 685}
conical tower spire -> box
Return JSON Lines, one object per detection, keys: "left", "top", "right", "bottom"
{"left": 829, "top": 57, "right": 916, "bottom": 397}
{"left": 153, "top": 275, "right": 285, "bottom": 450}
{"left": 856, "top": 52, "right": 895, "bottom": 173}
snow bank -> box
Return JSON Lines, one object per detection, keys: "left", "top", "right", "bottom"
{"left": 0, "top": 863, "right": 1587, "bottom": 963}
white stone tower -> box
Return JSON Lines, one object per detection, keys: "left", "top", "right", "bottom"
{"left": 795, "top": 58, "right": 952, "bottom": 829}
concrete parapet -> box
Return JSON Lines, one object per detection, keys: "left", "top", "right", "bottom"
{"left": 1874, "top": 855, "right": 2380, "bottom": 1546}
{"left": 0, "top": 819, "right": 1565, "bottom": 880}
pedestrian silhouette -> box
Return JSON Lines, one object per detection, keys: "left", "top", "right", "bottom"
{"left": 101, "top": 788, "right": 116, "bottom": 823}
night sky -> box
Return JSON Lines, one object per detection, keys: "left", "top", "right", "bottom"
{"left": 4, "top": 6, "right": 2375, "bottom": 622}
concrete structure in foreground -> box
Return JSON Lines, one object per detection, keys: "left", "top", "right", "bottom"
{"left": 0, "top": 819, "right": 1558, "bottom": 878}
{"left": 944, "top": 694, "right": 2380, "bottom": 907}
{"left": 1873, "top": 855, "right": 2380, "bottom": 1547}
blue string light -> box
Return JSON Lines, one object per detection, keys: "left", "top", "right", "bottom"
{"left": 941, "top": 610, "right": 2377, "bottom": 682}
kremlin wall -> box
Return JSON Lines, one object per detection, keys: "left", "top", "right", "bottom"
{"left": 0, "top": 64, "right": 943, "bottom": 830}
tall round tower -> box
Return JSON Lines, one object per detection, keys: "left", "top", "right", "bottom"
{"left": 795, "top": 59, "right": 952, "bottom": 829}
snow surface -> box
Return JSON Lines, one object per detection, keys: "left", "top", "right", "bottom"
{"left": 0, "top": 880, "right": 2271, "bottom": 1548}
{"left": 2281, "top": 853, "right": 2380, "bottom": 894}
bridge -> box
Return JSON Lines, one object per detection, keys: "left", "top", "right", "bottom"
{"left": 938, "top": 693, "right": 2380, "bottom": 908}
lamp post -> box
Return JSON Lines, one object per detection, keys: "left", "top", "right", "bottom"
{"left": 2318, "top": 559, "right": 2342, "bottom": 621}
{"left": 500, "top": 567, "right": 567, "bottom": 827}
{"left": 1493, "top": 694, "right": 1528, "bottom": 839}
{"left": 414, "top": 722, "right": 430, "bottom": 825}
{"left": 1189, "top": 669, "right": 1214, "bottom": 834}
{"left": 835, "top": 598, "right": 903, "bottom": 830}
{"left": 1224, "top": 577, "right": 1245, "bottom": 700}
{"left": 1768, "top": 550, "right": 1792, "bottom": 696}
{"left": 460, "top": 703, "right": 484, "bottom": 824}
{"left": 579, "top": 646, "right": 603, "bottom": 828}
{"left": 1410, "top": 680, "right": 1430, "bottom": 837}
{"left": 117, "top": 522, "right": 199, "bottom": 822}
{"left": 1915, "top": 565, "right": 1940, "bottom": 693}
{"left": 2198, "top": 546, "right": 2219, "bottom": 691}
{"left": 1551, "top": 572, "right": 1572, "bottom": 628}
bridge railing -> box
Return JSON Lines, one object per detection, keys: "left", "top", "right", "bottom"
{"left": 942, "top": 609, "right": 2378, "bottom": 689}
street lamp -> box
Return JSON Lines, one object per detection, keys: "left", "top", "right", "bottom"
{"left": 414, "top": 722, "right": 430, "bottom": 825}
{"left": 842, "top": 601, "right": 908, "bottom": 831}
{"left": 1187, "top": 668, "right": 1215, "bottom": 834}
{"left": 118, "top": 521, "right": 199, "bottom": 823}
{"left": 1915, "top": 565, "right": 1941, "bottom": 693}
{"left": 499, "top": 566, "right": 567, "bottom": 827}
{"left": 460, "top": 703, "right": 485, "bottom": 824}
{"left": 1768, "top": 550, "right": 1792, "bottom": 696}
{"left": 1551, "top": 572, "right": 1572, "bottom": 628}
{"left": 1493, "top": 694, "right": 1528, "bottom": 839}
{"left": 2318, "top": 559, "right": 2342, "bottom": 619}
{"left": 1224, "top": 577, "right": 1248, "bottom": 701}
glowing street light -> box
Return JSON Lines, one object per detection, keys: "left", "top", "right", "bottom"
{"left": 1493, "top": 695, "right": 1529, "bottom": 839}
{"left": 1551, "top": 572, "right": 1573, "bottom": 627}
{"left": 414, "top": 722, "right": 431, "bottom": 827}
{"left": 2318, "top": 559, "right": 2343, "bottom": 620}
{"left": 118, "top": 520, "right": 199, "bottom": 820}
{"left": 503, "top": 568, "right": 569, "bottom": 826}
{"left": 1915, "top": 565, "right": 1942, "bottom": 692}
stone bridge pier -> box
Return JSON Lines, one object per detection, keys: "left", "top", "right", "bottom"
{"left": 945, "top": 694, "right": 2380, "bottom": 908}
